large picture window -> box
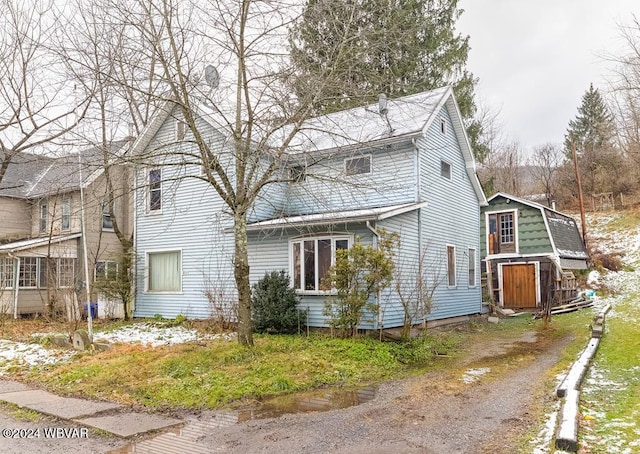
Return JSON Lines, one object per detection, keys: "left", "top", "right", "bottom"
{"left": 147, "top": 250, "right": 181, "bottom": 292}
{"left": 291, "top": 236, "right": 350, "bottom": 291}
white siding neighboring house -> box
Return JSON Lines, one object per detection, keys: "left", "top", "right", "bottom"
{"left": 132, "top": 86, "right": 488, "bottom": 329}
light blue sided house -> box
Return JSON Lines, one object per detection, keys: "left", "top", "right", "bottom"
{"left": 132, "top": 86, "right": 488, "bottom": 330}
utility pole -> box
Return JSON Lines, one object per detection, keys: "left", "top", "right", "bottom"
{"left": 571, "top": 138, "right": 588, "bottom": 250}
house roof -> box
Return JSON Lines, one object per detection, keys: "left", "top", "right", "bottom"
{"left": 0, "top": 233, "right": 81, "bottom": 254}
{"left": 0, "top": 140, "right": 131, "bottom": 199}
{"left": 246, "top": 202, "right": 428, "bottom": 231}
{"left": 132, "top": 88, "right": 487, "bottom": 207}
{"left": 487, "top": 192, "right": 588, "bottom": 261}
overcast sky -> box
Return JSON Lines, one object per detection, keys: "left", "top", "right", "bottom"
{"left": 457, "top": 0, "right": 638, "bottom": 153}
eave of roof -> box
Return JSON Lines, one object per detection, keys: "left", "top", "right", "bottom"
{"left": 246, "top": 201, "right": 428, "bottom": 231}
{"left": 0, "top": 233, "right": 81, "bottom": 253}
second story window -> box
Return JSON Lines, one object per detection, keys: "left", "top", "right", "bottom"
{"left": 289, "top": 165, "right": 306, "bottom": 183}
{"left": 61, "top": 197, "right": 71, "bottom": 231}
{"left": 39, "top": 202, "right": 48, "bottom": 233}
{"left": 440, "top": 160, "right": 452, "bottom": 180}
{"left": 345, "top": 155, "right": 371, "bottom": 176}
{"left": 176, "top": 120, "right": 187, "bottom": 141}
{"left": 102, "top": 200, "right": 114, "bottom": 230}
{"left": 487, "top": 211, "right": 517, "bottom": 254}
{"left": 148, "top": 169, "right": 162, "bottom": 212}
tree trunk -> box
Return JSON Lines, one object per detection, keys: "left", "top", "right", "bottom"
{"left": 233, "top": 211, "right": 253, "bottom": 345}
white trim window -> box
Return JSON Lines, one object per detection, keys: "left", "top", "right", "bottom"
{"left": 19, "top": 257, "right": 38, "bottom": 288}
{"left": 148, "top": 168, "right": 162, "bottom": 212}
{"left": 440, "top": 160, "right": 452, "bottom": 180}
{"left": 291, "top": 236, "right": 350, "bottom": 292}
{"left": 95, "top": 260, "right": 119, "bottom": 281}
{"left": 61, "top": 196, "right": 71, "bottom": 231}
{"left": 446, "top": 244, "right": 456, "bottom": 287}
{"left": 468, "top": 247, "right": 477, "bottom": 287}
{"left": 58, "top": 258, "right": 75, "bottom": 288}
{"left": 440, "top": 117, "right": 447, "bottom": 135}
{"left": 147, "top": 250, "right": 182, "bottom": 292}
{"left": 176, "top": 119, "right": 187, "bottom": 141}
{"left": 39, "top": 202, "right": 48, "bottom": 233}
{"left": 102, "top": 200, "right": 116, "bottom": 230}
{"left": 345, "top": 155, "right": 371, "bottom": 176}
{"left": 0, "top": 258, "right": 14, "bottom": 289}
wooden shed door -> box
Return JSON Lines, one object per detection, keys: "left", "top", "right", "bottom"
{"left": 502, "top": 264, "right": 537, "bottom": 308}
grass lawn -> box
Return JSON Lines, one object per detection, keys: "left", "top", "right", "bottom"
{"left": 1, "top": 312, "right": 590, "bottom": 413}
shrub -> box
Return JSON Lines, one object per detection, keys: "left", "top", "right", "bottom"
{"left": 252, "top": 271, "right": 305, "bottom": 334}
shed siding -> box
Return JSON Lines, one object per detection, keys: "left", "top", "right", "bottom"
{"left": 480, "top": 197, "right": 552, "bottom": 258}
{"left": 417, "top": 105, "right": 482, "bottom": 320}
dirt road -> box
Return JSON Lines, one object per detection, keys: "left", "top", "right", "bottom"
{"left": 193, "top": 329, "right": 570, "bottom": 454}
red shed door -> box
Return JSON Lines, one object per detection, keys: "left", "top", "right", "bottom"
{"left": 502, "top": 264, "right": 537, "bottom": 308}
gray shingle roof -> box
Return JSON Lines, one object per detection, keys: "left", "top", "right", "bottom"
{"left": 0, "top": 140, "right": 131, "bottom": 199}
{"left": 544, "top": 209, "right": 589, "bottom": 260}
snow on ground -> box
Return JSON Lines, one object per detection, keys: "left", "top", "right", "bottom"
{"left": 460, "top": 367, "right": 490, "bottom": 384}
{"left": 92, "top": 323, "right": 236, "bottom": 347}
{"left": 0, "top": 340, "right": 76, "bottom": 376}
{"left": 578, "top": 213, "right": 640, "bottom": 453}
{"left": 0, "top": 323, "right": 235, "bottom": 376}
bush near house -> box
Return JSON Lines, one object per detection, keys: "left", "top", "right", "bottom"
{"left": 252, "top": 271, "right": 305, "bottom": 334}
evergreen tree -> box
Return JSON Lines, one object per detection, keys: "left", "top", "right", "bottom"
{"left": 289, "top": 0, "right": 488, "bottom": 162}
{"left": 564, "top": 83, "right": 615, "bottom": 158}
{"left": 563, "top": 84, "right": 628, "bottom": 196}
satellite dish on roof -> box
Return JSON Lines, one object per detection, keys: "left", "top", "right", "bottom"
{"left": 205, "top": 65, "right": 220, "bottom": 89}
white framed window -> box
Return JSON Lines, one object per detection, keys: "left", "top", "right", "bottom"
{"left": 102, "top": 200, "right": 117, "bottom": 230}
{"left": 176, "top": 119, "right": 187, "bottom": 141}
{"left": 440, "top": 117, "right": 447, "bottom": 135}
{"left": 487, "top": 210, "right": 518, "bottom": 254}
{"left": 148, "top": 168, "right": 162, "bottom": 212}
{"left": 440, "top": 160, "right": 452, "bottom": 180}
{"left": 0, "top": 258, "right": 14, "bottom": 289}
{"left": 95, "top": 260, "right": 119, "bottom": 281}
{"left": 147, "top": 250, "right": 182, "bottom": 292}
{"left": 58, "top": 258, "right": 75, "bottom": 288}
{"left": 446, "top": 245, "right": 456, "bottom": 287}
{"left": 345, "top": 155, "right": 371, "bottom": 176}
{"left": 19, "top": 257, "right": 38, "bottom": 288}
{"left": 37, "top": 258, "right": 76, "bottom": 289}
{"left": 61, "top": 196, "right": 71, "bottom": 231}
{"left": 468, "top": 247, "right": 477, "bottom": 287}
{"left": 290, "top": 236, "right": 350, "bottom": 292}
{"left": 39, "top": 202, "right": 48, "bottom": 233}
{"left": 289, "top": 165, "right": 306, "bottom": 183}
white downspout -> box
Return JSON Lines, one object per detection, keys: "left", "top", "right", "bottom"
{"left": 11, "top": 255, "right": 19, "bottom": 319}
{"left": 366, "top": 221, "right": 383, "bottom": 329}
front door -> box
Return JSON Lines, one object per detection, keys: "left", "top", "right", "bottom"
{"left": 501, "top": 263, "right": 537, "bottom": 308}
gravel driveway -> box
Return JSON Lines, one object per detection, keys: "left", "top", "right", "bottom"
{"left": 192, "top": 329, "right": 571, "bottom": 454}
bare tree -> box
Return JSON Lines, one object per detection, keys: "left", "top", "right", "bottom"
{"left": 84, "top": 0, "right": 394, "bottom": 345}
{"left": 529, "top": 143, "right": 562, "bottom": 207}
{"left": 479, "top": 139, "right": 524, "bottom": 196}
{"left": 0, "top": 0, "right": 89, "bottom": 187}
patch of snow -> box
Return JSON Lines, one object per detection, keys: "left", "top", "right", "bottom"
{"left": 0, "top": 340, "right": 75, "bottom": 376}
{"left": 94, "top": 323, "right": 236, "bottom": 347}
{"left": 461, "top": 367, "right": 490, "bottom": 384}
{"left": 530, "top": 401, "right": 560, "bottom": 454}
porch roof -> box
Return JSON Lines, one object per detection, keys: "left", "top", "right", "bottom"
{"left": 0, "top": 233, "right": 81, "bottom": 254}
{"left": 246, "top": 202, "right": 427, "bottom": 231}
